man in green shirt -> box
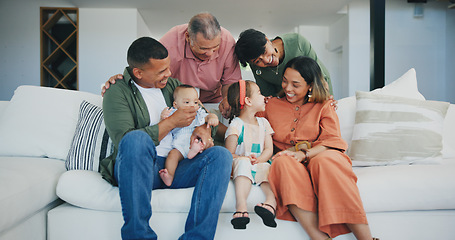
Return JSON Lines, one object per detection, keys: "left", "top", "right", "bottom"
{"left": 234, "top": 29, "right": 332, "bottom": 97}
{"left": 101, "top": 37, "right": 232, "bottom": 240}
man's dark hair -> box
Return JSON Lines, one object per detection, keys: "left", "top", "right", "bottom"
{"left": 234, "top": 29, "right": 267, "bottom": 67}
{"left": 127, "top": 37, "right": 168, "bottom": 69}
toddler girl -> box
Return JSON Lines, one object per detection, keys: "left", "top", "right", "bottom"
{"left": 225, "top": 80, "right": 277, "bottom": 229}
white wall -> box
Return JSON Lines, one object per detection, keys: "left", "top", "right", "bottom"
{"left": 78, "top": 8, "right": 140, "bottom": 94}
{"left": 0, "top": 1, "right": 453, "bottom": 103}
{"left": 0, "top": 1, "right": 74, "bottom": 101}
{"left": 325, "top": 1, "right": 370, "bottom": 100}
{"left": 324, "top": 0, "right": 453, "bottom": 103}
{"left": 0, "top": 2, "right": 270, "bottom": 100}
{"left": 328, "top": 15, "right": 349, "bottom": 99}
{"left": 347, "top": 1, "right": 371, "bottom": 97}
{"left": 0, "top": 2, "right": 148, "bottom": 100}
{"left": 447, "top": 7, "right": 455, "bottom": 104}
{"left": 385, "top": 0, "right": 451, "bottom": 102}
{"left": 137, "top": 12, "right": 153, "bottom": 38}
{"left": 296, "top": 26, "right": 336, "bottom": 96}
{"left": 296, "top": 26, "right": 330, "bottom": 71}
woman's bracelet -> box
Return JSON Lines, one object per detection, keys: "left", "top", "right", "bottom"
{"left": 294, "top": 141, "right": 311, "bottom": 151}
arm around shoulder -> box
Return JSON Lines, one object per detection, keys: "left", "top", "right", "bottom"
{"left": 102, "top": 82, "right": 136, "bottom": 147}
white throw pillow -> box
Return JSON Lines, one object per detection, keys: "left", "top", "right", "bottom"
{"left": 336, "top": 68, "right": 425, "bottom": 146}
{"left": 349, "top": 91, "right": 449, "bottom": 166}
{"left": 336, "top": 96, "right": 356, "bottom": 146}
{"left": 57, "top": 170, "right": 122, "bottom": 211}
{"left": 442, "top": 104, "right": 455, "bottom": 158}
{"left": 0, "top": 101, "right": 8, "bottom": 118}
{"left": 66, "top": 101, "right": 113, "bottom": 171}
{"left": 0, "top": 86, "right": 102, "bottom": 160}
{"left": 371, "top": 68, "right": 425, "bottom": 100}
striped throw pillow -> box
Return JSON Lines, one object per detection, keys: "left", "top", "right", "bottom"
{"left": 349, "top": 91, "right": 450, "bottom": 166}
{"left": 66, "top": 101, "right": 113, "bottom": 171}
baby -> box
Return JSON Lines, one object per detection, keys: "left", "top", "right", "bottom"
{"left": 159, "top": 85, "right": 219, "bottom": 186}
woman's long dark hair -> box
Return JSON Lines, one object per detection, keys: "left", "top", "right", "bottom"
{"left": 283, "top": 56, "right": 329, "bottom": 103}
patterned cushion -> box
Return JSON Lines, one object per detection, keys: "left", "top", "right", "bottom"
{"left": 336, "top": 68, "right": 425, "bottom": 146}
{"left": 66, "top": 101, "right": 113, "bottom": 171}
{"left": 349, "top": 91, "right": 450, "bottom": 166}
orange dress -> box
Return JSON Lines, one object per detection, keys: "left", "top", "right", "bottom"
{"left": 263, "top": 97, "right": 368, "bottom": 238}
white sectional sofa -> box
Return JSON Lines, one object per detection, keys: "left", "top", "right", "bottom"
{"left": 1, "top": 68, "right": 455, "bottom": 240}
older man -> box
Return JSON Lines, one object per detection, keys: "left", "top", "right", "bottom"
{"left": 101, "top": 36, "right": 232, "bottom": 240}
{"left": 104, "top": 12, "right": 241, "bottom": 104}
{"left": 160, "top": 12, "right": 241, "bottom": 103}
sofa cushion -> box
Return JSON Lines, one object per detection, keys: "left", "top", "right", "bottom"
{"left": 337, "top": 68, "right": 425, "bottom": 146}
{"left": 0, "top": 157, "right": 66, "bottom": 233}
{"left": 349, "top": 91, "right": 449, "bottom": 166}
{"left": 0, "top": 86, "right": 102, "bottom": 160}
{"left": 57, "top": 170, "right": 121, "bottom": 211}
{"left": 336, "top": 96, "right": 357, "bottom": 147}
{"left": 355, "top": 159, "right": 455, "bottom": 212}
{"left": 57, "top": 160, "right": 455, "bottom": 214}
{"left": 66, "top": 101, "right": 113, "bottom": 171}
{"left": 57, "top": 170, "right": 264, "bottom": 213}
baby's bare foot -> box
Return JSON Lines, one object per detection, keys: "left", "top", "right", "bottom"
{"left": 159, "top": 169, "right": 174, "bottom": 186}
{"left": 187, "top": 139, "right": 204, "bottom": 159}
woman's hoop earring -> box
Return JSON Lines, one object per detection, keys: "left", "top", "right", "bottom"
{"left": 308, "top": 89, "right": 313, "bottom": 103}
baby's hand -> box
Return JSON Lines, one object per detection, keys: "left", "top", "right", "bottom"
{"left": 160, "top": 107, "right": 172, "bottom": 121}
{"left": 206, "top": 113, "right": 219, "bottom": 127}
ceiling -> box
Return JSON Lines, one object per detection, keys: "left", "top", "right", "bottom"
{"left": 68, "top": 0, "right": 354, "bottom": 38}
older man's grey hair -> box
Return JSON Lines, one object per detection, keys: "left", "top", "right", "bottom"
{"left": 187, "top": 12, "right": 221, "bottom": 41}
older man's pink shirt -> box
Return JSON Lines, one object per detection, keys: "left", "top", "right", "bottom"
{"left": 160, "top": 24, "right": 241, "bottom": 103}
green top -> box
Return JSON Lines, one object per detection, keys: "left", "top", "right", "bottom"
{"left": 99, "top": 68, "right": 217, "bottom": 185}
{"left": 249, "top": 33, "right": 332, "bottom": 97}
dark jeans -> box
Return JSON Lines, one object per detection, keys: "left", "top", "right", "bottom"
{"left": 114, "top": 130, "right": 232, "bottom": 240}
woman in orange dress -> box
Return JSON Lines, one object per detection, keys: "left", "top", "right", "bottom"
{"left": 263, "top": 56, "right": 376, "bottom": 240}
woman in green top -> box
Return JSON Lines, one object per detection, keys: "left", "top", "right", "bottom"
{"left": 234, "top": 29, "right": 332, "bottom": 97}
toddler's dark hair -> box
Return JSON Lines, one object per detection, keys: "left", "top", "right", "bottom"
{"left": 227, "top": 80, "right": 255, "bottom": 123}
